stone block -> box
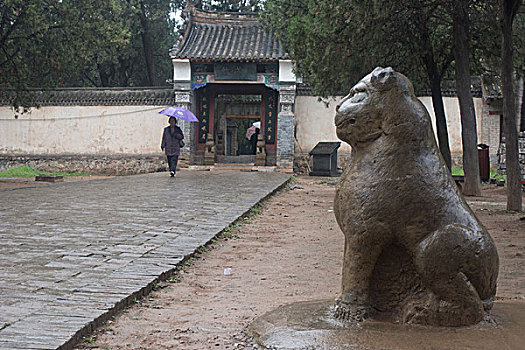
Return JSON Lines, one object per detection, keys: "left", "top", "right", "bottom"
{"left": 35, "top": 174, "right": 64, "bottom": 182}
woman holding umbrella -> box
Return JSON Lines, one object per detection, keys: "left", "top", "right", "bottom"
{"left": 159, "top": 106, "right": 197, "bottom": 177}
{"left": 161, "top": 117, "right": 184, "bottom": 177}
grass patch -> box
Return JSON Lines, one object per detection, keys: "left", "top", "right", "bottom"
{"left": 0, "top": 165, "right": 91, "bottom": 178}
{"left": 318, "top": 178, "right": 339, "bottom": 186}
{"left": 490, "top": 168, "right": 506, "bottom": 183}
{"left": 249, "top": 203, "right": 262, "bottom": 215}
{"left": 451, "top": 166, "right": 507, "bottom": 184}
{"left": 82, "top": 335, "right": 96, "bottom": 344}
{"left": 1, "top": 322, "right": 13, "bottom": 330}
{"left": 451, "top": 166, "right": 464, "bottom": 176}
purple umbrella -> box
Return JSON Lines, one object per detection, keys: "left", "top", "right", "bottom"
{"left": 159, "top": 106, "right": 198, "bottom": 122}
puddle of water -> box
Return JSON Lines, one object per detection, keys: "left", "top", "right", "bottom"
{"left": 469, "top": 201, "right": 506, "bottom": 207}
{"left": 249, "top": 299, "right": 525, "bottom": 350}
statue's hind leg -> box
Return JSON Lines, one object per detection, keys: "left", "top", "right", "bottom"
{"left": 410, "top": 224, "right": 490, "bottom": 326}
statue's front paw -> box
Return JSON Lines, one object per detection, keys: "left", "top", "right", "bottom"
{"left": 333, "top": 301, "right": 369, "bottom": 322}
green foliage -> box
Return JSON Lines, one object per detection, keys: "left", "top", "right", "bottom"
{"left": 451, "top": 166, "right": 507, "bottom": 183}
{"left": 1, "top": 322, "right": 13, "bottom": 330}
{"left": 0, "top": 165, "right": 92, "bottom": 177}
{"left": 0, "top": 0, "right": 183, "bottom": 108}
{"left": 184, "top": 257, "right": 196, "bottom": 265}
{"left": 490, "top": 168, "right": 507, "bottom": 184}
{"left": 261, "top": 0, "right": 511, "bottom": 96}
{"left": 222, "top": 226, "right": 241, "bottom": 239}
{"left": 515, "top": 11, "right": 525, "bottom": 71}
{"left": 262, "top": 0, "right": 456, "bottom": 96}
{"left": 249, "top": 203, "right": 262, "bottom": 214}
{"left": 261, "top": 0, "right": 374, "bottom": 97}
{"left": 82, "top": 335, "right": 96, "bottom": 344}
{"left": 451, "top": 166, "right": 465, "bottom": 176}
{"left": 0, "top": 0, "right": 81, "bottom": 107}
{"left": 318, "top": 178, "right": 339, "bottom": 186}
{"left": 198, "top": 0, "right": 263, "bottom": 12}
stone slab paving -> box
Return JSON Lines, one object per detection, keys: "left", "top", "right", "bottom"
{"left": 0, "top": 171, "right": 290, "bottom": 349}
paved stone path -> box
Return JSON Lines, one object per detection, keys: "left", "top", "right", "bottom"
{"left": 0, "top": 171, "right": 290, "bottom": 349}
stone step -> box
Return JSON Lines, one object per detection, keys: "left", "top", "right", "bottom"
{"left": 187, "top": 164, "right": 278, "bottom": 172}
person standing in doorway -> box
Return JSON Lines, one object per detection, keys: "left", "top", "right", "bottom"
{"left": 246, "top": 121, "right": 261, "bottom": 155}
{"left": 161, "top": 117, "right": 184, "bottom": 177}
{"left": 250, "top": 126, "right": 260, "bottom": 155}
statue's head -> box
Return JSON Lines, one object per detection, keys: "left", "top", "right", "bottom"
{"left": 335, "top": 67, "right": 420, "bottom": 148}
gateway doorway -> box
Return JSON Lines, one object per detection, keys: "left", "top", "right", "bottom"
{"left": 214, "top": 94, "right": 261, "bottom": 163}
{"left": 193, "top": 84, "right": 278, "bottom": 166}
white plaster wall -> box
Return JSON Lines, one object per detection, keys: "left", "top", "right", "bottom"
{"left": 279, "top": 60, "right": 296, "bottom": 83}
{"left": 295, "top": 96, "right": 484, "bottom": 156}
{"left": 1, "top": 96, "right": 488, "bottom": 158}
{"left": 172, "top": 59, "right": 191, "bottom": 81}
{"left": 0, "top": 106, "right": 169, "bottom": 155}
{"left": 419, "top": 96, "right": 483, "bottom": 156}
{"left": 479, "top": 100, "right": 502, "bottom": 162}
{"left": 294, "top": 96, "right": 349, "bottom": 154}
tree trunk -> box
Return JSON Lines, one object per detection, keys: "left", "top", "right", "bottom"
{"left": 97, "top": 63, "right": 112, "bottom": 87}
{"left": 420, "top": 25, "right": 452, "bottom": 170}
{"left": 521, "top": 80, "right": 525, "bottom": 132}
{"left": 430, "top": 71, "right": 452, "bottom": 170}
{"left": 139, "top": 1, "right": 158, "bottom": 86}
{"left": 516, "top": 73, "right": 524, "bottom": 133}
{"left": 452, "top": 1, "right": 481, "bottom": 196}
{"left": 501, "top": 0, "right": 522, "bottom": 211}
{"left": 118, "top": 56, "right": 130, "bottom": 86}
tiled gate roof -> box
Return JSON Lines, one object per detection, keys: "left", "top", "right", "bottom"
{"left": 171, "top": 9, "right": 287, "bottom": 61}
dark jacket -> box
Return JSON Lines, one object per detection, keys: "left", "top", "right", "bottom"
{"left": 161, "top": 125, "right": 184, "bottom": 156}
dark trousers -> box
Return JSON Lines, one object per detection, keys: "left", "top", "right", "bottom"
{"left": 167, "top": 155, "right": 179, "bottom": 173}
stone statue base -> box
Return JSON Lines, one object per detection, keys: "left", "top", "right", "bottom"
{"left": 248, "top": 300, "right": 525, "bottom": 350}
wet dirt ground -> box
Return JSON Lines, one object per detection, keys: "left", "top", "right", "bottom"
{"left": 73, "top": 176, "right": 524, "bottom": 349}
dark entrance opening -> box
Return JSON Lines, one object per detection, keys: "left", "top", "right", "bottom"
{"left": 214, "top": 94, "right": 261, "bottom": 163}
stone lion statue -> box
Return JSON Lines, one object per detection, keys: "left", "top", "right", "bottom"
{"left": 333, "top": 67, "right": 499, "bottom": 326}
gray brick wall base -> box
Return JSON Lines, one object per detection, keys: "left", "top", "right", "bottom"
{"left": 0, "top": 154, "right": 188, "bottom": 176}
